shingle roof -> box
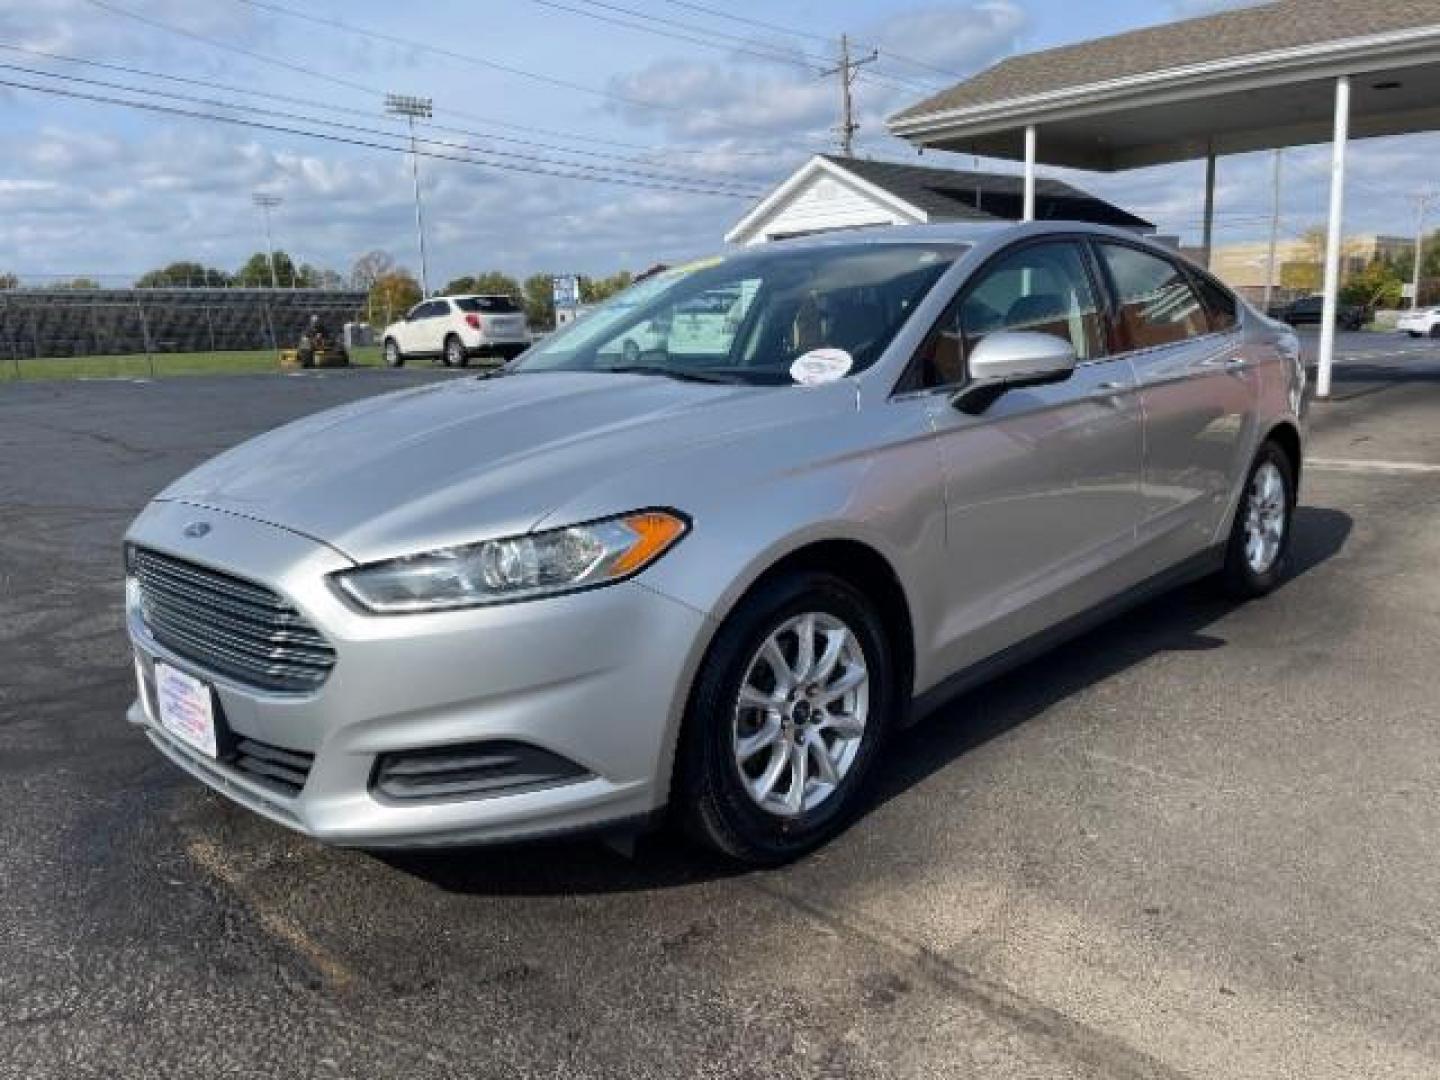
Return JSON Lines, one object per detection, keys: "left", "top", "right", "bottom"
{"left": 822, "top": 155, "right": 1153, "bottom": 230}
{"left": 892, "top": 0, "right": 1440, "bottom": 122}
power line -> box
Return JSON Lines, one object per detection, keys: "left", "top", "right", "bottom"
{"left": 0, "top": 75, "right": 763, "bottom": 199}
{"left": 526, "top": 0, "right": 940, "bottom": 96}
{"left": 98, "top": 0, "right": 818, "bottom": 159}
{"left": 0, "top": 40, "right": 780, "bottom": 171}
{"left": 0, "top": 59, "right": 761, "bottom": 193}
{"left": 655, "top": 0, "right": 971, "bottom": 82}
{"left": 219, "top": 0, "right": 687, "bottom": 113}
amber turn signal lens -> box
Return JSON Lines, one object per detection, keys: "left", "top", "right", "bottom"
{"left": 611, "top": 512, "right": 688, "bottom": 576}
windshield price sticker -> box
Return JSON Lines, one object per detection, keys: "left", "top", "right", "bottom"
{"left": 790, "top": 348, "right": 853, "bottom": 386}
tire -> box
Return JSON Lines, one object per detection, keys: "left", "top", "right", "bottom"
{"left": 383, "top": 339, "right": 404, "bottom": 368}
{"left": 1429, "top": 324, "right": 1440, "bottom": 340}
{"left": 1409, "top": 331, "right": 1423, "bottom": 339}
{"left": 676, "top": 570, "right": 897, "bottom": 865}
{"left": 1219, "top": 441, "right": 1296, "bottom": 599}
{"left": 444, "top": 335, "right": 469, "bottom": 368}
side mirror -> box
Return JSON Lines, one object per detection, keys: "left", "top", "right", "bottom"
{"left": 951, "top": 331, "right": 1077, "bottom": 415}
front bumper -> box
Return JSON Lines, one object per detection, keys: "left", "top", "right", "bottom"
{"left": 124, "top": 500, "right": 709, "bottom": 848}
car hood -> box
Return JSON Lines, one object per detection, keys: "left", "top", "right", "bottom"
{"left": 157, "top": 372, "right": 851, "bottom": 563}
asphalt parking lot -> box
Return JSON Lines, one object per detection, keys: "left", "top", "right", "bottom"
{"left": 3, "top": 331, "right": 1440, "bottom": 1079}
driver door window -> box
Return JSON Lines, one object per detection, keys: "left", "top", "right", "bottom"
{"left": 916, "top": 241, "right": 1104, "bottom": 390}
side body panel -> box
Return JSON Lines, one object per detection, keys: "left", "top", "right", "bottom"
{"left": 923, "top": 356, "right": 1146, "bottom": 681}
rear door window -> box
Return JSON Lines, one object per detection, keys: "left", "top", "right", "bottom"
{"left": 1097, "top": 243, "right": 1209, "bottom": 350}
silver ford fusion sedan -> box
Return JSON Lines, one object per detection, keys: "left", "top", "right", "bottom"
{"left": 124, "top": 222, "right": 1305, "bottom": 864}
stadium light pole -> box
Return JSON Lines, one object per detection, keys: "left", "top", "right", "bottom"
{"left": 385, "top": 93, "right": 433, "bottom": 296}
{"left": 252, "top": 192, "right": 283, "bottom": 289}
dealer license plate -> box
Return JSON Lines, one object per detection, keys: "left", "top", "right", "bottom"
{"left": 154, "top": 662, "right": 218, "bottom": 759}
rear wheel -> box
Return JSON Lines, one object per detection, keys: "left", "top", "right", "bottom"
{"left": 1429, "top": 323, "right": 1440, "bottom": 340}
{"left": 1220, "top": 441, "right": 1295, "bottom": 598}
{"left": 383, "top": 339, "right": 404, "bottom": 368}
{"left": 677, "top": 571, "right": 896, "bottom": 865}
{"left": 444, "top": 335, "right": 469, "bottom": 368}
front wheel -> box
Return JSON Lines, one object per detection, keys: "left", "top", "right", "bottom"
{"left": 677, "top": 571, "right": 896, "bottom": 865}
{"left": 1220, "top": 441, "right": 1295, "bottom": 598}
{"left": 384, "top": 339, "right": 404, "bottom": 368}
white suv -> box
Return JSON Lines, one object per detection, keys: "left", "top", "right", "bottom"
{"left": 382, "top": 295, "right": 532, "bottom": 368}
{"left": 1396, "top": 307, "right": 1440, "bottom": 339}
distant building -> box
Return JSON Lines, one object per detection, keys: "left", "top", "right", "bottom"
{"left": 726, "top": 153, "right": 1153, "bottom": 246}
{"left": 1209, "top": 234, "right": 1414, "bottom": 303}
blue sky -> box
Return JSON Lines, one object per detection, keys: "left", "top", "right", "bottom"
{"left": 1, "top": 0, "right": 1434, "bottom": 286}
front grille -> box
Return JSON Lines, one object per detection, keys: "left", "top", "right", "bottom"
{"left": 233, "top": 738, "right": 315, "bottom": 797}
{"left": 131, "top": 547, "right": 336, "bottom": 693}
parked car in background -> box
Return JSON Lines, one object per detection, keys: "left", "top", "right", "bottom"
{"left": 1280, "top": 295, "right": 1366, "bottom": 331}
{"left": 382, "top": 294, "right": 531, "bottom": 368}
{"left": 123, "top": 222, "right": 1304, "bottom": 865}
{"left": 1396, "top": 306, "right": 1440, "bottom": 338}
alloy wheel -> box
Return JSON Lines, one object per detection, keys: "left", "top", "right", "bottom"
{"left": 732, "top": 612, "right": 869, "bottom": 818}
{"left": 1244, "top": 461, "right": 1287, "bottom": 574}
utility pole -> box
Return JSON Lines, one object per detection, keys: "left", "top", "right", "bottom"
{"left": 1408, "top": 189, "right": 1437, "bottom": 311}
{"left": 252, "top": 192, "right": 283, "bottom": 289}
{"left": 1263, "top": 150, "right": 1283, "bottom": 314}
{"left": 819, "top": 34, "right": 877, "bottom": 157}
{"left": 386, "top": 93, "right": 434, "bottom": 296}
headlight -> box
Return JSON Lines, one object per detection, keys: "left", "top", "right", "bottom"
{"left": 332, "top": 510, "right": 688, "bottom": 613}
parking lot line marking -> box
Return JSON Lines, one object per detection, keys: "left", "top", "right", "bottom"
{"left": 1308, "top": 458, "right": 1440, "bottom": 475}
{"left": 184, "top": 834, "right": 356, "bottom": 992}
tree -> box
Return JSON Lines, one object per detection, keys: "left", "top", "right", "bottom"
{"left": 444, "top": 271, "right": 523, "bottom": 300}
{"left": 0, "top": 272, "right": 16, "bottom": 290}
{"left": 370, "top": 270, "right": 422, "bottom": 326}
{"left": 235, "top": 250, "right": 301, "bottom": 288}
{"left": 579, "top": 271, "right": 633, "bottom": 305}
{"left": 135, "top": 261, "right": 230, "bottom": 288}
{"left": 301, "top": 264, "right": 344, "bottom": 289}
{"left": 523, "top": 273, "right": 556, "bottom": 329}
{"left": 350, "top": 250, "right": 395, "bottom": 291}
{"left": 1340, "top": 258, "right": 1402, "bottom": 310}
{"left": 58, "top": 277, "right": 100, "bottom": 290}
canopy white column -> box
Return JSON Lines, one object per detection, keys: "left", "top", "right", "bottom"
{"left": 1023, "top": 125, "right": 1037, "bottom": 222}
{"left": 1317, "top": 75, "right": 1351, "bottom": 400}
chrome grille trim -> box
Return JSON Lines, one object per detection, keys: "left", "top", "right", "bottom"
{"left": 132, "top": 548, "right": 336, "bottom": 692}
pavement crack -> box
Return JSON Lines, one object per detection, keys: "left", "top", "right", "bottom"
{"left": 747, "top": 877, "right": 1196, "bottom": 1080}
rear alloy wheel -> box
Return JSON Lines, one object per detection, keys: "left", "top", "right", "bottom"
{"left": 384, "top": 339, "right": 404, "bottom": 368}
{"left": 1220, "top": 441, "right": 1295, "bottom": 598}
{"left": 444, "top": 336, "right": 469, "bottom": 368}
{"left": 678, "top": 571, "right": 895, "bottom": 865}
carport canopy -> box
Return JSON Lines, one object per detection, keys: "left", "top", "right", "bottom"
{"left": 887, "top": 0, "right": 1440, "bottom": 398}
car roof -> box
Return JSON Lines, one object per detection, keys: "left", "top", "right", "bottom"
{"left": 755, "top": 220, "right": 1170, "bottom": 250}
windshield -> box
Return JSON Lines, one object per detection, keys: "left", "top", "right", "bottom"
{"left": 513, "top": 242, "right": 965, "bottom": 385}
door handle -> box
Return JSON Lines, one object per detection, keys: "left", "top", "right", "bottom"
{"left": 1095, "top": 381, "right": 1128, "bottom": 393}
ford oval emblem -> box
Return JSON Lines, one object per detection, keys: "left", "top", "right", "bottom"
{"left": 183, "top": 521, "right": 212, "bottom": 539}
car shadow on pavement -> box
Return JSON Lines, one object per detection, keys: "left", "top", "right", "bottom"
{"left": 380, "top": 505, "right": 1352, "bottom": 897}
{"left": 867, "top": 505, "right": 1351, "bottom": 815}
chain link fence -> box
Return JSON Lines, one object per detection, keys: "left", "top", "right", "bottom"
{"left": 0, "top": 288, "right": 368, "bottom": 377}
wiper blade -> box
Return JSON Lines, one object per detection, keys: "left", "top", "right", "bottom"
{"left": 474, "top": 365, "right": 517, "bottom": 380}
{"left": 605, "top": 364, "right": 740, "bottom": 384}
